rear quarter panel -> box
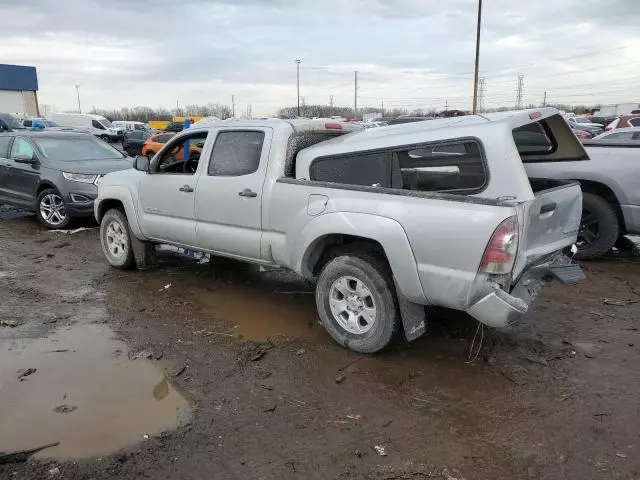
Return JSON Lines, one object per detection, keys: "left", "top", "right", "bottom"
{"left": 267, "top": 181, "right": 515, "bottom": 309}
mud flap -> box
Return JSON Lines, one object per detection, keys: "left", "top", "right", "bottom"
{"left": 395, "top": 281, "right": 427, "bottom": 342}
{"left": 130, "top": 236, "right": 156, "bottom": 270}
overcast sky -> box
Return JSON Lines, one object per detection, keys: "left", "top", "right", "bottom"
{"left": 1, "top": 0, "right": 639, "bottom": 115}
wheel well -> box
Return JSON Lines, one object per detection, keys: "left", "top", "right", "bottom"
{"left": 36, "top": 182, "right": 56, "bottom": 195}
{"left": 307, "top": 234, "right": 388, "bottom": 277}
{"left": 578, "top": 180, "right": 625, "bottom": 233}
{"left": 96, "top": 199, "right": 125, "bottom": 222}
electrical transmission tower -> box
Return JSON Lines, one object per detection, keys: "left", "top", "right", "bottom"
{"left": 478, "top": 77, "right": 486, "bottom": 113}
{"left": 515, "top": 74, "right": 524, "bottom": 110}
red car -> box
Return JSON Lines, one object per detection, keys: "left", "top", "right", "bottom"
{"left": 572, "top": 128, "right": 593, "bottom": 140}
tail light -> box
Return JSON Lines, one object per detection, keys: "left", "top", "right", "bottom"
{"left": 324, "top": 122, "right": 342, "bottom": 130}
{"left": 479, "top": 216, "right": 519, "bottom": 274}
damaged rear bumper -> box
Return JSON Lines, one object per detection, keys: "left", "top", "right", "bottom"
{"left": 466, "top": 255, "right": 584, "bottom": 328}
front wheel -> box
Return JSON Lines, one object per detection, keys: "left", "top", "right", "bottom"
{"left": 315, "top": 253, "right": 399, "bottom": 353}
{"left": 36, "top": 188, "right": 71, "bottom": 229}
{"left": 575, "top": 192, "right": 620, "bottom": 260}
{"left": 100, "top": 209, "right": 134, "bottom": 269}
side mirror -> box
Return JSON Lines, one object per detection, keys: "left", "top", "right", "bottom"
{"left": 134, "top": 155, "right": 150, "bottom": 172}
{"left": 13, "top": 153, "right": 36, "bottom": 164}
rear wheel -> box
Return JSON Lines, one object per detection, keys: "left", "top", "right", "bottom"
{"left": 575, "top": 192, "right": 620, "bottom": 260}
{"left": 100, "top": 208, "right": 134, "bottom": 269}
{"left": 36, "top": 188, "right": 70, "bottom": 229}
{"left": 316, "top": 252, "right": 399, "bottom": 353}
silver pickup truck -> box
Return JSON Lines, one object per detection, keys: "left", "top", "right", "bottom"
{"left": 95, "top": 109, "right": 584, "bottom": 353}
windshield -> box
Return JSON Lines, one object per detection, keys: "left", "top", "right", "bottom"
{"left": 99, "top": 119, "right": 113, "bottom": 128}
{"left": 33, "top": 137, "right": 125, "bottom": 161}
{"left": 575, "top": 117, "right": 591, "bottom": 123}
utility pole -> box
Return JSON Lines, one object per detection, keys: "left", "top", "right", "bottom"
{"left": 75, "top": 85, "right": 82, "bottom": 113}
{"left": 542, "top": 90, "right": 547, "bottom": 108}
{"left": 444, "top": 99, "right": 449, "bottom": 114}
{"left": 478, "top": 77, "right": 486, "bottom": 113}
{"left": 329, "top": 95, "right": 334, "bottom": 115}
{"left": 231, "top": 95, "right": 235, "bottom": 117}
{"left": 353, "top": 70, "right": 358, "bottom": 120}
{"left": 381, "top": 100, "right": 384, "bottom": 116}
{"left": 295, "top": 59, "right": 301, "bottom": 117}
{"left": 471, "top": 0, "right": 483, "bottom": 114}
{"left": 516, "top": 74, "right": 524, "bottom": 110}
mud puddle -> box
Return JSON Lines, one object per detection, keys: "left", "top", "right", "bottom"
{"left": 148, "top": 258, "right": 322, "bottom": 342}
{"left": 0, "top": 322, "right": 191, "bottom": 460}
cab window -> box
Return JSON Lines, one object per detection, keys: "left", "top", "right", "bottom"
{"left": 153, "top": 132, "right": 208, "bottom": 175}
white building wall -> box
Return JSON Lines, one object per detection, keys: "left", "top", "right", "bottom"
{"left": 0, "top": 90, "right": 24, "bottom": 114}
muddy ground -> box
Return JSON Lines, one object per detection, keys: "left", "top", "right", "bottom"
{"left": 1, "top": 207, "right": 639, "bottom": 480}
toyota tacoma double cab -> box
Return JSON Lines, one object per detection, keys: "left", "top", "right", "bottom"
{"left": 95, "top": 110, "right": 584, "bottom": 353}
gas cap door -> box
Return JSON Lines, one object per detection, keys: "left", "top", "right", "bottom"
{"left": 307, "top": 194, "right": 329, "bottom": 216}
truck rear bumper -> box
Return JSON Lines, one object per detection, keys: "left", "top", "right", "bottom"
{"left": 466, "top": 255, "right": 584, "bottom": 328}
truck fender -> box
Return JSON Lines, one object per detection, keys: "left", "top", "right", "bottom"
{"left": 95, "top": 186, "right": 144, "bottom": 240}
{"left": 290, "top": 212, "right": 428, "bottom": 305}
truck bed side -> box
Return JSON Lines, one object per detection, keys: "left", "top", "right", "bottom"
{"left": 267, "top": 180, "right": 517, "bottom": 309}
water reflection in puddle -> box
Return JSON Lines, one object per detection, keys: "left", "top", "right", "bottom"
{"left": 0, "top": 323, "right": 191, "bottom": 460}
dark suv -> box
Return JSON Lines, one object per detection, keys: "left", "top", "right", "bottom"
{"left": 0, "top": 132, "right": 132, "bottom": 228}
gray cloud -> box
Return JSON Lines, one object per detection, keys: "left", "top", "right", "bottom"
{"left": 1, "top": 0, "right": 639, "bottom": 114}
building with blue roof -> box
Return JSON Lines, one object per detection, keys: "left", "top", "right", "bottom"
{"left": 0, "top": 64, "right": 39, "bottom": 116}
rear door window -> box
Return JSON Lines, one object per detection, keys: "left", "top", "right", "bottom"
{"left": 208, "top": 131, "right": 265, "bottom": 176}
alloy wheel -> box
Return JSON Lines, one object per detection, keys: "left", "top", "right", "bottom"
{"left": 39, "top": 193, "right": 67, "bottom": 226}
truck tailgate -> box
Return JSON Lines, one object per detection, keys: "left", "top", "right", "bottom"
{"left": 513, "top": 179, "right": 582, "bottom": 278}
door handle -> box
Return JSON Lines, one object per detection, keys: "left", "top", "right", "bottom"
{"left": 238, "top": 189, "right": 257, "bottom": 198}
{"left": 179, "top": 185, "right": 194, "bottom": 193}
{"left": 540, "top": 202, "right": 556, "bottom": 214}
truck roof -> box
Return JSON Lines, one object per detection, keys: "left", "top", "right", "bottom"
{"left": 189, "top": 118, "right": 362, "bottom": 134}
{"left": 297, "top": 108, "right": 562, "bottom": 161}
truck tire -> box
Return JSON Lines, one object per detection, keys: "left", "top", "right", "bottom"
{"left": 100, "top": 208, "right": 135, "bottom": 269}
{"left": 316, "top": 253, "right": 400, "bottom": 353}
{"left": 576, "top": 192, "right": 620, "bottom": 260}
